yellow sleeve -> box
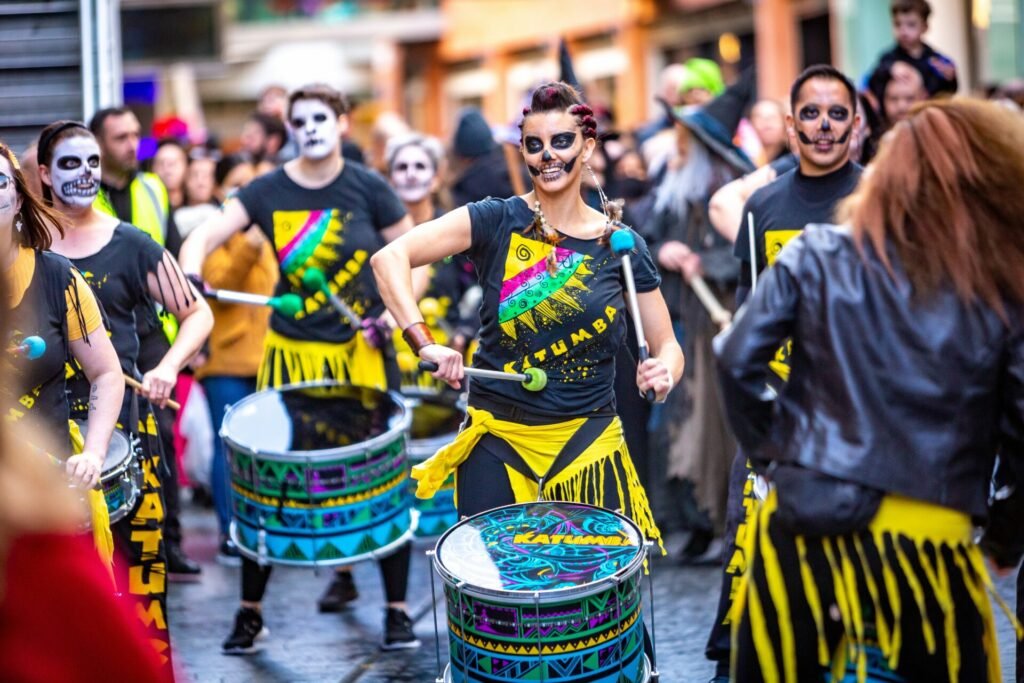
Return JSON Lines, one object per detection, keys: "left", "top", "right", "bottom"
{"left": 65, "top": 270, "right": 104, "bottom": 343}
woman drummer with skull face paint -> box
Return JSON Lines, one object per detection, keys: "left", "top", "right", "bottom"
{"left": 372, "top": 82, "right": 684, "bottom": 549}
{"left": 0, "top": 140, "right": 124, "bottom": 567}
{"left": 36, "top": 120, "right": 214, "bottom": 674}
{"left": 178, "top": 84, "right": 423, "bottom": 654}
{"left": 385, "top": 132, "right": 478, "bottom": 391}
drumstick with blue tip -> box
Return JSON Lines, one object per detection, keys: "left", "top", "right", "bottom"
{"left": 609, "top": 229, "right": 656, "bottom": 402}
{"left": 418, "top": 361, "right": 547, "bottom": 392}
{"left": 7, "top": 335, "right": 46, "bottom": 359}
{"left": 124, "top": 375, "right": 181, "bottom": 411}
{"left": 301, "top": 267, "right": 363, "bottom": 327}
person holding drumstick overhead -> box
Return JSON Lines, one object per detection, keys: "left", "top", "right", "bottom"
{"left": 0, "top": 140, "right": 124, "bottom": 566}
{"left": 372, "top": 81, "right": 683, "bottom": 549}
{"left": 36, "top": 120, "right": 213, "bottom": 674}
{"left": 179, "top": 84, "right": 424, "bottom": 654}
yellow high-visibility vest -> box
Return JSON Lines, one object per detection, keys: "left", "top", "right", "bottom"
{"left": 94, "top": 172, "right": 179, "bottom": 342}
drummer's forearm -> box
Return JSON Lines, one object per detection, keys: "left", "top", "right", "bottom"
{"left": 83, "top": 370, "right": 125, "bottom": 457}
{"left": 371, "top": 246, "right": 424, "bottom": 329}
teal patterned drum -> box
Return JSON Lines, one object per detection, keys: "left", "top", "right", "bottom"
{"left": 404, "top": 390, "right": 464, "bottom": 538}
{"left": 434, "top": 502, "right": 650, "bottom": 683}
{"left": 222, "top": 382, "right": 414, "bottom": 567}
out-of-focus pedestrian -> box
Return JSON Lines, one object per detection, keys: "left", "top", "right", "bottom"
{"left": 449, "top": 108, "right": 516, "bottom": 207}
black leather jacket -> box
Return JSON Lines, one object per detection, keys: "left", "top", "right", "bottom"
{"left": 714, "top": 225, "right": 1024, "bottom": 565}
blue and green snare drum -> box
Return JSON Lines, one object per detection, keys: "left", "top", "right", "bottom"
{"left": 222, "top": 382, "right": 414, "bottom": 567}
{"left": 434, "top": 502, "right": 652, "bottom": 683}
{"left": 403, "top": 390, "right": 464, "bottom": 539}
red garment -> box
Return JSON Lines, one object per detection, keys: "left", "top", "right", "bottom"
{"left": 0, "top": 532, "right": 170, "bottom": 683}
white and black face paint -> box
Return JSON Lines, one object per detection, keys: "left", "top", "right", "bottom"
{"left": 389, "top": 144, "right": 436, "bottom": 203}
{"left": 290, "top": 99, "right": 339, "bottom": 161}
{"left": 51, "top": 136, "right": 101, "bottom": 207}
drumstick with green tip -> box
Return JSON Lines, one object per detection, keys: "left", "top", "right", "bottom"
{"left": 202, "top": 288, "right": 303, "bottom": 318}
{"left": 418, "top": 361, "right": 547, "bottom": 392}
{"left": 609, "top": 229, "right": 656, "bottom": 402}
{"left": 301, "top": 267, "right": 362, "bottom": 327}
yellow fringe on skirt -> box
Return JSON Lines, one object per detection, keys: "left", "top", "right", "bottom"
{"left": 258, "top": 329, "right": 386, "bottom": 391}
{"left": 410, "top": 406, "right": 664, "bottom": 554}
{"left": 731, "top": 488, "right": 1022, "bottom": 683}
{"left": 68, "top": 420, "right": 115, "bottom": 579}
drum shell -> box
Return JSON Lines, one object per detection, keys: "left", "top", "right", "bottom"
{"left": 223, "top": 382, "right": 414, "bottom": 566}
{"left": 76, "top": 422, "right": 139, "bottom": 524}
{"left": 434, "top": 502, "right": 649, "bottom": 683}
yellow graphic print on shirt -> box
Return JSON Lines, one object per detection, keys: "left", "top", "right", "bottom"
{"left": 764, "top": 229, "right": 802, "bottom": 381}
{"left": 498, "top": 233, "right": 593, "bottom": 340}
{"left": 273, "top": 209, "right": 347, "bottom": 278}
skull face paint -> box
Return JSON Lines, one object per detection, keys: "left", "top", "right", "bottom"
{"left": 0, "top": 157, "right": 18, "bottom": 225}
{"left": 790, "top": 77, "right": 857, "bottom": 174}
{"left": 50, "top": 136, "right": 101, "bottom": 207}
{"left": 290, "top": 99, "right": 339, "bottom": 161}
{"left": 521, "top": 111, "right": 585, "bottom": 191}
{"left": 389, "top": 144, "right": 436, "bottom": 203}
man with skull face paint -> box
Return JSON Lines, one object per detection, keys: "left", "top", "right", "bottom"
{"left": 372, "top": 82, "right": 683, "bottom": 564}
{"left": 179, "top": 84, "right": 423, "bottom": 655}
{"left": 37, "top": 120, "right": 214, "bottom": 676}
{"left": 385, "top": 132, "right": 479, "bottom": 391}
{"left": 703, "top": 66, "right": 864, "bottom": 682}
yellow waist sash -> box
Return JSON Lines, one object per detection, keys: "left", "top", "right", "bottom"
{"left": 411, "top": 406, "right": 663, "bottom": 551}
{"left": 69, "top": 420, "right": 115, "bottom": 579}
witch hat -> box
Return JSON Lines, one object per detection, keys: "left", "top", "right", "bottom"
{"left": 658, "top": 67, "right": 758, "bottom": 174}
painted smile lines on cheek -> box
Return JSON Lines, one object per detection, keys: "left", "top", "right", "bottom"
{"left": 525, "top": 131, "right": 579, "bottom": 181}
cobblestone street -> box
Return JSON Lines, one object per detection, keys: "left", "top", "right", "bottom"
{"left": 170, "top": 504, "right": 1019, "bottom": 682}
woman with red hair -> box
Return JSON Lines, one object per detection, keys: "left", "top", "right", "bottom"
{"left": 716, "top": 98, "right": 1024, "bottom": 681}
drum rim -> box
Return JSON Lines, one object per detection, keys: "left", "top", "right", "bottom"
{"left": 220, "top": 380, "right": 413, "bottom": 462}
{"left": 441, "top": 652, "right": 652, "bottom": 682}
{"left": 74, "top": 420, "right": 133, "bottom": 476}
{"left": 432, "top": 501, "right": 648, "bottom": 602}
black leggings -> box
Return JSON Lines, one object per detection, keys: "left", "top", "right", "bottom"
{"left": 241, "top": 542, "right": 412, "bottom": 604}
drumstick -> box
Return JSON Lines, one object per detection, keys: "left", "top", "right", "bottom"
{"left": 202, "top": 287, "right": 303, "bottom": 317}
{"left": 123, "top": 375, "right": 181, "bottom": 410}
{"left": 689, "top": 275, "right": 732, "bottom": 330}
{"left": 609, "top": 230, "right": 655, "bottom": 402}
{"left": 748, "top": 212, "right": 758, "bottom": 293}
{"left": 418, "top": 361, "right": 547, "bottom": 392}
{"left": 301, "top": 267, "right": 362, "bottom": 327}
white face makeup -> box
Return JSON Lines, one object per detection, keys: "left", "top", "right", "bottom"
{"left": 389, "top": 144, "right": 436, "bottom": 203}
{"left": 290, "top": 99, "right": 339, "bottom": 161}
{"left": 50, "top": 136, "right": 101, "bottom": 207}
{"left": 0, "top": 157, "right": 18, "bottom": 227}
{"left": 521, "top": 111, "right": 589, "bottom": 192}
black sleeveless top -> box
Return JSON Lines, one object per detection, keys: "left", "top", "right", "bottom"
{"left": 4, "top": 251, "right": 88, "bottom": 457}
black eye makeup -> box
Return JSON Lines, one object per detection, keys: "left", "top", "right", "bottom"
{"left": 57, "top": 157, "right": 82, "bottom": 170}
{"left": 551, "top": 132, "right": 577, "bottom": 149}
{"left": 523, "top": 132, "right": 577, "bottom": 154}
{"left": 798, "top": 105, "right": 850, "bottom": 122}
{"left": 291, "top": 118, "right": 305, "bottom": 129}
{"left": 88, "top": 155, "right": 100, "bottom": 168}
{"left": 312, "top": 113, "right": 328, "bottom": 123}
{"left": 0, "top": 173, "right": 9, "bottom": 190}
{"left": 394, "top": 162, "right": 429, "bottom": 172}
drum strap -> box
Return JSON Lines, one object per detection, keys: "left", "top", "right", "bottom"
{"left": 480, "top": 415, "right": 615, "bottom": 497}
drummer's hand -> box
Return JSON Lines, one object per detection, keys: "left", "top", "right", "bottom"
{"left": 140, "top": 362, "right": 178, "bottom": 409}
{"left": 637, "top": 357, "right": 673, "bottom": 403}
{"left": 66, "top": 451, "right": 103, "bottom": 489}
{"left": 420, "top": 344, "right": 464, "bottom": 390}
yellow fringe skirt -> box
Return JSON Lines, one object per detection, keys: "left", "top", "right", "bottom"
{"left": 258, "top": 329, "right": 386, "bottom": 391}
{"left": 410, "top": 405, "right": 664, "bottom": 553}
{"left": 730, "top": 489, "right": 1020, "bottom": 682}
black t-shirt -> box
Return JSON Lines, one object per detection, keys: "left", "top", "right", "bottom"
{"left": 734, "top": 161, "right": 862, "bottom": 288}
{"left": 68, "top": 224, "right": 166, "bottom": 375}
{"left": 237, "top": 163, "right": 407, "bottom": 343}
{"left": 467, "top": 197, "right": 661, "bottom": 416}
{"left": 4, "top": 251, "right": 81, "bottom": 455}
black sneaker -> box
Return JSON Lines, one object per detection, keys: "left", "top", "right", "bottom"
{"left": 317, "top": 570, "right": 358, "bottom": 613}
{"left": 216, "top": 538, "right": 242, "bottom": 567}
{"left": 167, "top": 543, "right": 202, "bottom": 581}
{"left": 222, "top": 607, "right": 268, "bottom": 655}
{"left": 380, "top": 607, "right": 421, "bottom": 651}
